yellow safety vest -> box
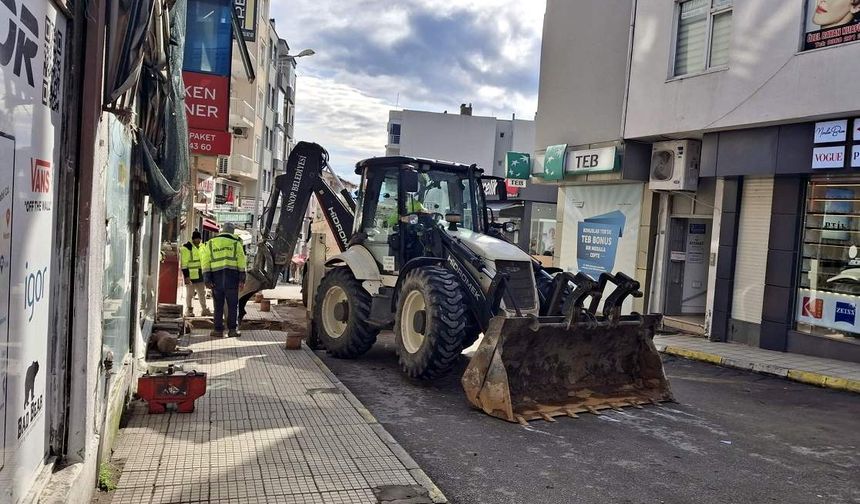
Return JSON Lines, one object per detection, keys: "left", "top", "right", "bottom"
{"left": 180, "top": 242, "right": 204, "bottom": 280}
{"left": 202, "top": 233, "right": 246, "bottom": 274}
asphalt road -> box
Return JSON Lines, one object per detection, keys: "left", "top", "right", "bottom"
{"left": 317, "top": 332, "right": 860, "bottom": 504}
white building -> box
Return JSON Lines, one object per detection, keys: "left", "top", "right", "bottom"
{"left": 386, "top": 107, "right": 557, "bottom": 259}
{"left": 535, "top": 0, "right": 860, "bottom": 362}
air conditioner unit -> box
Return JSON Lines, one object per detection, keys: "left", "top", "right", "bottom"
{"left": 216, "top": 156, "right": 230, "bottom": 175}
{"left": 232, "top": 127, "right": 247, "bottom": 138}
{"left": 649, "top": 140, "right": 701, "bottom": 191}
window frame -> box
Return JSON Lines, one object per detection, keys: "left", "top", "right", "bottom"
{"left": 669, "top": 0, "right": 734, "bottom": 79}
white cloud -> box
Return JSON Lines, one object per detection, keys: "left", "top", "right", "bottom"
{"left": 271, "top": 0, "right": 546, "bottom": 177}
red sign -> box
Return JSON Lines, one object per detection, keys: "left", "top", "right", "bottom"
{"left": 802, "top": 297, "right": 823, "bottom": 319}
{"left": 189, "top": 128, "right": 232, "bottom": 156}
{"left": 183, "top": 72, "right": 229, "bottom": 131}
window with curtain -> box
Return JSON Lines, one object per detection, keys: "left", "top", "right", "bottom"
{"left": 673, "top": 0, "right": 733, "bottom": 77}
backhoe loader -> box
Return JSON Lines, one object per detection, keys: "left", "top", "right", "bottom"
{"left": 241, "top": 141, "right": 673, "bottom": 423}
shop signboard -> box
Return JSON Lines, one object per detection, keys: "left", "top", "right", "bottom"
{"left": 853, "top": 145, "right": 860, "bottom": 168}
{"left": 189, "top": 128, "right": 232, "bottom": 156}
{"left": 542, "top": 144, "right": 567, "bottom": 181}
{"left": 505, "top": 152, "right": 530, "bottom": 180}
{"left": 803, "top": 0, "right": 860, "bottom": 51}
{"left": 234, "top": 0, "right": 258, "bottom": 41}
{"left": 566, "top": 146, "right": 618, "bottom": 174}
{"left": 812, "top": 146, "right": 846, "bottom": 169}
{"left": 0, "top": 0, "right": 67, "bottom": 498}
{"left": 813, "top": 120, "right": 848, "bottom": 144}
{"left": 854, "top": 118, "right": 860, "bottom": 141}
{"left": 183, "top": 72, "right": 229, "bottom": 131}
{"left": 796, "top": 289, "right": 860, "bottom": 333}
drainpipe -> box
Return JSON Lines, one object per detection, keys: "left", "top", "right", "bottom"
{"left": 619, "top": 0, "right": 637, "bottom": 140}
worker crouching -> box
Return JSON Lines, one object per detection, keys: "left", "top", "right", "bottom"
{"left": 202, "top": 223, "right": 247, "bottom": 338}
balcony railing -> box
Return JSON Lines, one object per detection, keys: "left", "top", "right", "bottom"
{"left": 231, "top": 155, "right": 257, "bottom": 179}
{"left": 229, "top": 98, "right": 255, "bottom": 129}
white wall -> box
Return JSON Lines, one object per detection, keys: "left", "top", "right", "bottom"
{"left": 626, "top": 0, "right": 860, "bottom": 139}
{"left": 535, "top": 0, "right": 635, "bottom": 149}
{"left": 397, "top": 110, "right": 499, "bottom": 171}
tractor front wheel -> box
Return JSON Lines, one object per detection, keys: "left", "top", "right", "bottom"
{"left": 395, "top": 265, "right": 467, "bottom": 380}
{"left": 314, "top": 267, "right": 378, "bottom": 358}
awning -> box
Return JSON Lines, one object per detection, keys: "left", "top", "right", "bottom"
{"left": 202, "top": 218, "right": 219, "bottom": 232}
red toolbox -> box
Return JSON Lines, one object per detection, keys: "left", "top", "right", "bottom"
{"left": 137, "top": 369, "right": 207, "bottom": 414}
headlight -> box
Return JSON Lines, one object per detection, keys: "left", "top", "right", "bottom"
{"left": 503, "top": 221, "right": 516, "bottom": 233}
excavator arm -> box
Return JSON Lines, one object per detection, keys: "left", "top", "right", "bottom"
{"left": 239, "top": 141, "right": 355, "bottom": 318}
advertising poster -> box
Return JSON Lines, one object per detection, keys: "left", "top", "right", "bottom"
{"left": 0, "top": 134, "right": 13, "bottom": 472}
{"left": 560, "top": 184, "right": 643, "bottom": 312}
{"left": 797, "top": 288, "right": 860, "bottom": 334}
{"left": 576, "top": 211, "right": 625, "bottom": 275}
{"left": 804, "top": 0, "right": 860, "bottom": 50}
{"left": 0, "top": 0, "right": 67, "bottom": 499}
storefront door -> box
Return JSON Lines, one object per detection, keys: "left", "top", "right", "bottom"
{"left": 665, "top": 218, "right": 712, "bottom": 315}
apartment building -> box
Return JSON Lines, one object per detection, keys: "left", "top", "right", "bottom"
{"left": 534, "top": 0, "right": 860, "bottom": 362}
{"left": 387, "top": 107, "right": 557, "bottom": 260}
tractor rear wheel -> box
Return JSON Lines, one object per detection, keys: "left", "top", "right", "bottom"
{"left": 395, "top": 265, "right": 466, "bottom": 380}
{"left": 314, "top": 267, "right": 378, "bottom": 358}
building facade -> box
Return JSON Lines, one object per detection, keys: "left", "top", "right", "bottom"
{"left": 536, "top": 0, "right": 860, "bottom": 362}
{"left": 386, "top": 107, "right": 558, "bottom": 259}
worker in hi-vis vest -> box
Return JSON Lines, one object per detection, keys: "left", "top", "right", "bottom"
{"left": 201, "top": 222, "right": 246, "bottom": 338}
{"left": 180, "top": 230, "right": 211, "bottom": 317}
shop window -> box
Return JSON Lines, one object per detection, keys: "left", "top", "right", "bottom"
{"left": 529, "top": 202, "right": 557, "bottom": 258}
{"left": 102, "top": 118, "right": 135, "bottom": 360}
{"left": 797, "top": 178, "right": 860, "bottom": 341}
{"left": 673, "top": 0, "right": 733, "bottom": 77}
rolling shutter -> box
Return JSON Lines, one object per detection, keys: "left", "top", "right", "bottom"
{"left": 731, "top": 177, "right": 773, "bottom": 323}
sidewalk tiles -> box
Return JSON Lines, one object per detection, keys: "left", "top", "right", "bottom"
{"left": 654, "top": 333, "right": 860, "bottom": 393}
{"left": 107, "top": 330, "right": 447, "bottom": 504}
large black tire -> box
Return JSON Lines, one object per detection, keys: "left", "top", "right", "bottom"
{"left": 394, "top": 265, "right": 466, "bottom": 380}
{"left": 314, "top": 267, "right": 378, "bottom": 358}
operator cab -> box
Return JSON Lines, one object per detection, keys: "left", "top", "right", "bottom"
{"left": 353, "top": 157, "right": 484, "bottom": 273}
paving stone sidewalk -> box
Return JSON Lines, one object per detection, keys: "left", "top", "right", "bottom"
{"left": 107, "top": 330, "right": 446, "bottom": 504}
{"left": 655, "top": 333, "right": 860, "bottom": 393}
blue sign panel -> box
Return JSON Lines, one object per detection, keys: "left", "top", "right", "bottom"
{"left": 576, "top": 210, "right": 626, "bottom": 275}
{"left": 184, "top": 0, "right": 233, "bottom": 76}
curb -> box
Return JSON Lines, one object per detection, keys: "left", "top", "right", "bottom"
{"left": 656, "top": 344, "right": 860, "bottom": 394}
{"left": 303, "top": 345, "right": 449, "bottom": 504}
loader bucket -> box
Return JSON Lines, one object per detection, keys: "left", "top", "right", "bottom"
{"left": 461, "top": 314, "right": 673, "bottom": 423}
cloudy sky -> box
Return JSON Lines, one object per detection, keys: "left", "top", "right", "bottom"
{"left": 272, "top": 0, "right": 547, "bottom": 179}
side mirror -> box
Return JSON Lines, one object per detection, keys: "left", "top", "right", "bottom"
{"left": 496, "top": 180, "right": 508, "bottom": 201}
{"left": 402, "top": 169, "right": 419, "bottom": 194}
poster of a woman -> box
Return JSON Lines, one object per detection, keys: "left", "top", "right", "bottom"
{"left": 805, "top": 0, "right": 860, "bottom": 50}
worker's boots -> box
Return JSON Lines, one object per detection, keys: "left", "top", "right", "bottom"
{"left": 210, "top": 330, "right": 225, "bottom": 338}
{"left": 228, "top": 329, "right": 241, "bottom": 338}
{"left": 185, "top": 309, "right": 195, "bottom": 318}
{"left": 201, "top": 309, "right": 212, "bottom": 316}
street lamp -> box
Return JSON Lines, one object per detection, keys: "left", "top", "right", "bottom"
{"left": 287, "top": 48, "right": 315, "bottom": 60}
{"left": 250, "top": 48, "right": 316, "bottom": 249}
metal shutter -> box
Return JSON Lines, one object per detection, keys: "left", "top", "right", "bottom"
{"left": 731, "top": 177, "right": 773, "bottom": 323}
